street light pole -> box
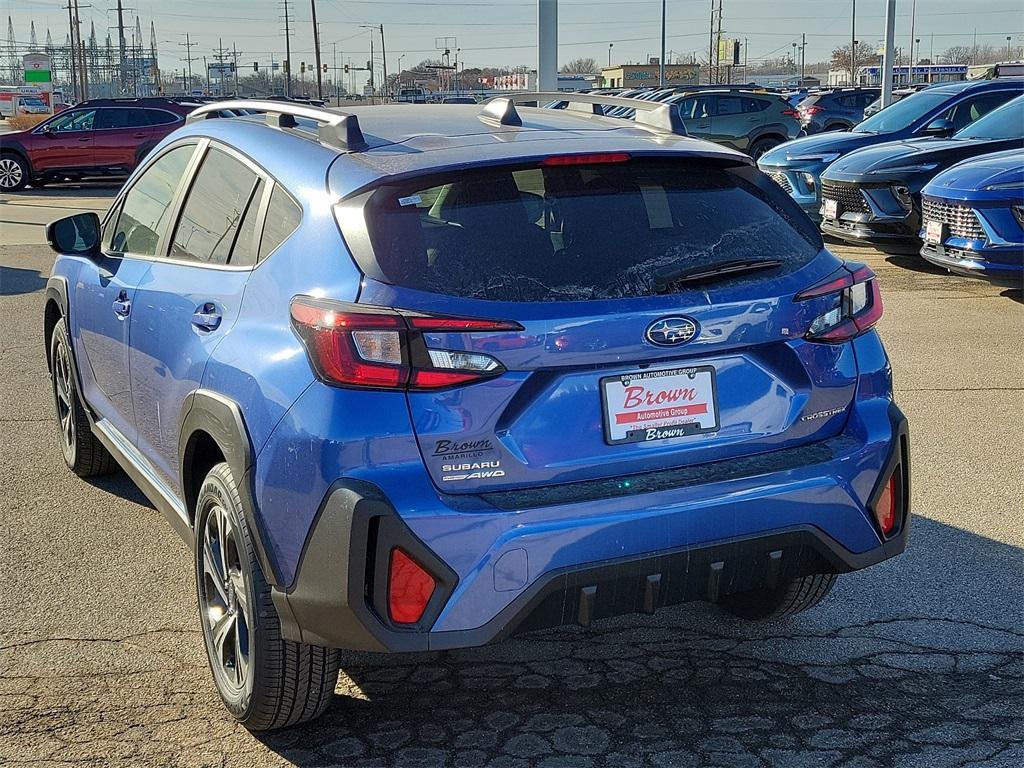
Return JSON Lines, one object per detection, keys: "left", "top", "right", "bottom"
{"left": 311, "top": 0, "right": 323, "bottom": 100}
{"left": 659, "top": 0, "right": 666, "bottom": 87}
{"left": 379, "top": 24, "right": 388, "bottom": 100}
{"left": 850, "top": 0, "right": 856, "bottom": 85}
{"left": 881, "top": 0, "right": 896, "bottom": 108}
{"left": 908, "top": 0, "right": 916, "bottom": 84}
{"left": 608, "top": 42, "right": 613, "bottom": 68}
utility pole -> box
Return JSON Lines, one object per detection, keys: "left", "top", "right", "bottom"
{"left": 881, "top": 0, "right": 896, "bottom": 108}
{"left": 714, "top": 0, "right": 723, "bottom": 85}
{"left": 379, "top": 24, "right": 388, "bottom": 100}
{"left": 659, "top": 0, "right": 666, "bottom": 86}
{"left": 332, "top": 42, "right": 338, "bottom": 102}
{"left": 908, "top": 0, "right": 916, "bottom": 85}
{"left": 232, "top": 41, "right": 240, "bottom": 95}
{"left": 179, "top": 33, "right": 197, "bottom": 92}
{"left": 203, "top": 55, "right": 210, "bottom": 94}
{"left": 282, "top": 0, "right": 292, "bottom": 98}
{"left": 72, "top": 0, "right": 88, "bottom": 99}
{"left": 801, "top": 32, "right": 806, "bottom": 82}
{"left": 850, "top": 0, "right": 856, "bottom": 85}
{"left": 116, "top": 0, "right": 127, "bottom": 94}
{"left": 708, "top": 0, "right": 715, "bottom": 85}
{"left": 65, "top": 4, "right": 78, "bottom": 100}
{"left": 369, "top": 33, "right": 375, "bottom": 96}
{"left": 310, "top": 0, "right": 323, "bottom": 100}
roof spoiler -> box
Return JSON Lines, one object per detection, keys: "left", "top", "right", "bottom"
{"left": 186, "top": 99, "right": 368, "bottom": 153}
{"left": 483, "top": 92, "right": 688, "bottom": 138}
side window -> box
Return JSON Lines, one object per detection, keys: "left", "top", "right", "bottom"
{"left": 109, "top": 144, "right": 196, "bottom": 256}
{"left": 228, "top": 179, "right": 266, "bottom": 267}
{"left": 145, "top": 109, "right": 180, "bottom": 126}
{"left": 743, "top": 98, "right": 768, "bottom": 113}
{"left": 44, "top": 109, "right": 96, "bottom": 132}
{"left": 715, "top": 96, "right": 743, "bottom": 116}
{"left": 95, "top": 108, "right": 148, "bottom": 130}
{"left": 169, "top": 147, "right": 259, "bottom": 265}
{"left": 676, "top": 97, "right": 696, "bottom": 119}
{"left": 944, "top": 91, "right": 1016, "bottom": 131}
{"left": 257, "top": 186, "right": 302, "bottom": 261}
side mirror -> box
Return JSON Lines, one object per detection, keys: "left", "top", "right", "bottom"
{"left": 921, "top": 117, "right": 954, "bottom": 137}
{"left": 46, "top": 212, "right": 101, "bottom": 257}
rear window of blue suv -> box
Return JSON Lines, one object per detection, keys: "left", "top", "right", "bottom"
{"left": 363, "top": 158, "right": 820, "bottom": 302}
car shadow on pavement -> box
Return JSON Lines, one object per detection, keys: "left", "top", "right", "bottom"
{"left": 884, "top": 253, "right": 948, "bottom": 276}
{"left": 254, "top": 515, "right": 1024, "bottom": 768}
{"left": 1000, "top": 288, "right": 1022, "bottom": 304}
{"left": 0, "top": 266, "right": 47, "bottom": 296}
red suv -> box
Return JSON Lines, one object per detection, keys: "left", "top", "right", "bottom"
{"left": 0, "top": 98, "right": 197, "bottom": 192}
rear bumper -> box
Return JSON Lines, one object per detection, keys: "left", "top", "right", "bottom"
{"left": 273, "top": 401, "right": 910, "bottom": 653}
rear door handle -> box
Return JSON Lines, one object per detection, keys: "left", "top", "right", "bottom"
{"left": 112, "top": 297, "right": 131, "bottom": 318}
{"left": 78, "top": 137, "right": 90, "bottom": 142}
{"left": 133, "top": 132, "right": 146, "bottom": 138}
{"left": 191, "top": 302, "right": 222, "bottom": 331}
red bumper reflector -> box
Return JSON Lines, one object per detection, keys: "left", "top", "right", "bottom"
{"left": 388, "top": 548, "right": 436, "bottom": 624}
{"left": 874, "top": 474, "right": 897, "bottom": 536}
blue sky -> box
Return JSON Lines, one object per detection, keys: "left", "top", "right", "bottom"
{"left": 6, "top": 0, "right": 1023, "bottom": 77}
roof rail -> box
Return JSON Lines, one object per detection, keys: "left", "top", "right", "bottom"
{"left": 491, "top": 92, "right": 688, "bottom": 138}
{"left": 185, "top": 99, "right": 367, "bottom": 153}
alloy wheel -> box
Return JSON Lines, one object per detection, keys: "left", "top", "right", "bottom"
{"left": 0, "top": 157, "right": 23, "bottom": 189}
{"left": 52, "top": 339, "right": 75, "bottom": 452}
{"left": 200, "top": 503, "right": 253, "bottom": 696}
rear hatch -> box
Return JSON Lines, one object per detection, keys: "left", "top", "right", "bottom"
{"left": 343, "top": 155, "right": 856, "bottom": 495}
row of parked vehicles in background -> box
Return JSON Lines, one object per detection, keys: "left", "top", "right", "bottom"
{"left": 3, "top": 80, "right": 1021, "bottom": 286}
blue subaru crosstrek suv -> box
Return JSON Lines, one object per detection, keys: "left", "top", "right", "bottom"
{"left": 43, "top": 95, "right": 910, "bottom": 730}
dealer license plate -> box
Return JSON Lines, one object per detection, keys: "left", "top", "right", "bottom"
{"left": 925, "top": 219, "right": 945, "bottom": 245}
{"left": 601, "top": 366, "right": 719, "bottom": 445}
{"left": 822, "top": 198, "right": 838, "bottom": 220}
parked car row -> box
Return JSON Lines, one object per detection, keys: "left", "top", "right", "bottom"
{"left": 758, "top": 79, "right": 1023, "bottom": 286}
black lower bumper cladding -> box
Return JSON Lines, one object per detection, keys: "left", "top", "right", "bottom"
{"left": 274, "top": 407, "right": 910, "bottom": 653}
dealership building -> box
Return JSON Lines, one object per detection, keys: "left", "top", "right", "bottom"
{"left": 600, "top": 64, "right": 700, "bottom": 89}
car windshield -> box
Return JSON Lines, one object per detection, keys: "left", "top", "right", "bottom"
{"left": 363, "top": 158, "right": 820, "bottom": 302}
{"left": 953, "top": 96, "right": 1024, "bottom": 140}
{"left": 855, "top": 90, "right": 950, "bottom": 134}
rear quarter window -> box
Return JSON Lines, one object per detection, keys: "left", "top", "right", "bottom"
{"left": 359, "top": 158, "right": 821, "bottom": 302}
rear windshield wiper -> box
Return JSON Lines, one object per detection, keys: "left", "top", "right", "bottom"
{"left": 653, "top": 258, "right": 783, "bottom": 292}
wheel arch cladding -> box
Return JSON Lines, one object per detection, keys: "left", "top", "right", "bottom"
{"left": 178, "top": 389, "right": 280, "bottom": 587}
{"left": 44, "top": 277, "right": 71, "bottom": 374}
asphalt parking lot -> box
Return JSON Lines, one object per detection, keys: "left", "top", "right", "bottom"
{"left": 1, "top": 185, "right": 1022, "bottom": 768}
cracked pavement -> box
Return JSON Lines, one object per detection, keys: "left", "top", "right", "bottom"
{"left": 1, "top": 188, "right": 1023, "bottom": 767}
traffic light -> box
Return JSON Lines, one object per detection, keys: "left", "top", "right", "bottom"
{"left": 344, "top": 63, "right": 349, "bottom": 74}
{"left": 300, "top": 62, "right": 306, "bottom": 74}
{"left": 283, "top": 59, "right": 288, "bottom": 72}
{"left": 253, "top": 62, "right": 259, "bottom": 72}
{"left": 322, "top": 64, "right": 327, "bottom": 73}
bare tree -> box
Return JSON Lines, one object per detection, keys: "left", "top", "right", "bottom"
{"left": 830, "top": 41, "right": 877, "bottom": 73}
{"left": 560, "top": 57, "right": 598, "bottom": 74}
{"left": 940, "top": 46, "right": 973, "bottom": 65}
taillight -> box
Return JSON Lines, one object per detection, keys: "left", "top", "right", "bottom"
{"left": 290, "top": 296, "right": 520, "bottom": 390}
{"left": 542, "top": 152, "right": 631, "bottom": 166}
{"left": 796, "top": 265, "right": 883, "bottom": 343}
{"left": 388, "top": 548, "right": 436, "bottom": 624}
{"left": 800, "top": 105, "right": 824, "bottom": 115}
{"left": 874, "top": 473, "right": 897, "bottom": 537}
{"left": 782, "top": 108, "right": 801, "bottom": 117}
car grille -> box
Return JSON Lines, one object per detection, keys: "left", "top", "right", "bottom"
{"left": 820, "top": 180, "right": 870, "bottom": 215}
{"left": 766, "top": 171, "right": 793, "bottom": 194}
{"left": 921, "top": 199, "right": 985, "bottom": 240}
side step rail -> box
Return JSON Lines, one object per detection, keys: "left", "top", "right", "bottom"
{"left": 186, "top": 99, "right": 367, "bottom": 153}
{"left": 485, "top": 92, "right": 688, "bottom": 138}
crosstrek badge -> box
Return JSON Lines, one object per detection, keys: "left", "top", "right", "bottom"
{"left": 601, "top": 366, "right": 720, "bottom": 444}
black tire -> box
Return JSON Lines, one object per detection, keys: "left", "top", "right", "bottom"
{"left": 49, "top": 318, "right": 116, "bottom": 477}
{"left": 0, "top": 152, "right": 29, "bottom": 192}
{"left": 749, "top": 137, "right": 782, "bottom": 160}
{"left": 719, "top": 573, "right": 837, "bottom": 621}
{"left": 195, "top": 462, "right": 340, "bottom": 731}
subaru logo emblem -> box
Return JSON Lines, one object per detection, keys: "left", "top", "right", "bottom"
{"left": 645, "top": 316, "right": 698, "bottom": 347}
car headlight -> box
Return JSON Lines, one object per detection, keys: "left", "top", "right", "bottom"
{"left": 868, "top": 162, "right": 939, "bottom": 175}
{"left": 1013, "top": 206, "right": 1024, "bottom": 228}
{"left": 787, "top": 152, "right": 841, "bottom": 163}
